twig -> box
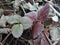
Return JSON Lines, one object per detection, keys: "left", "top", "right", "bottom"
{"left": 33, "top": 0, "right": 35, "bottom": 5}
{"left": 53, "top": 39, "right": 60, "bottom": 45}
{"left": 0, "top": 28, "right": 11, "bottom": 34}
{"left": 49, "top": 3, "right": 60, "bottom": 16}
{"left": 0, "top": 2, "right": 13, "bottom": 5}
{"left": 28, "top": 39, "right": 33, "bottom": 45}
{"left": 0, "top": 34, "right": 2, "bottom": 42}
{"left": 20, "top": 37, "right": 28, "bottom": 42}
{"left": 43, "top": 31, "right": 53, "bottom": 45}
{"left": 4, "top": 10, "right": 14, "bottom": 12}
{"left": 2, "top": 32, "right": 11, "bottom": 44}
{"left": 53, "top": 40, "right": 59, "bottom": 45}
{"left": 0, "top": 42, "right": 3, "bottom": 45}
{"left": 20, "top": 5, "right": 26, "bottom": 15}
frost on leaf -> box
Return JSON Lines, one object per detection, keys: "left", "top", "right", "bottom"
{"left": 12, "top": 24, "right": 23, "bottom": 38}
{"left": 37, "top": 3, "right": 50, "bottom": 22}
{"left": 25, "top": 11, "right": 37, "bottom": 22}
{"left": 20, "top": 16, "right": 33, "bottom": 30}
{"left": 31, "top": 22, "right": 44, "bottom": 39}
{"left": 7, "top": 15, "right": 21, "bottom": 24}
{"left": 33, "top": 32, "right": 50, "bottom": 45}
{"left": 27, "top": 2, "right": 37, "bottom": 11}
